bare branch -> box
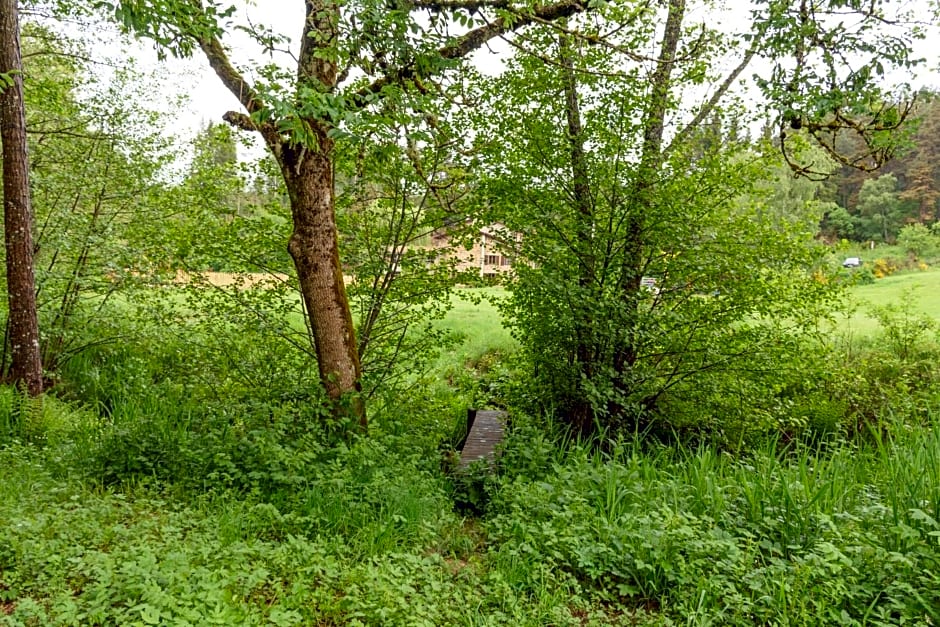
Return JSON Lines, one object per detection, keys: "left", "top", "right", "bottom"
{"left": 781, "top": 98, "right": 916, "bottom": 178}
{"left": 353, "top": 0, "right": 586, "bottom": 106}
{"left": 665, "top": 41, "right": 758, "bottom": 158}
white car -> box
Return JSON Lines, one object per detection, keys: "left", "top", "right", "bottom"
{"left": 842, "top": 257, "right": 861, "bottom": 268}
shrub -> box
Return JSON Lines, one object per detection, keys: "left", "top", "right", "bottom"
{"left": 897, "top": 223, "right": 940, "bottom": 261}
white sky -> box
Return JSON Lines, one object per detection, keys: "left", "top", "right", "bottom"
{"left": 98, "top": 0, "right": 940, "bottom": 157}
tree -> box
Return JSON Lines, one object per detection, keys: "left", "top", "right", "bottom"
{"left": 471, "top": 17, "right": 819, "bottom": 437}
{"left": 194, "top": 121, "right": 236, "bottom": 170}
{"left": 334, "top": 118, "right": 471, "bottom": 401}
{"left": 1, "top": 0, "right": 43, "bottom": 396}
{"left": 468, "top": 0, "right": 922, "bottom": 438}
{"left": 896, "top": 222, "right": 940, "bottom": 259}
{"left": 899, "top": 94, "right": 940, "bottom": 223}
{"left": 12, "top": 24, "right": 180, "bottom": 374}
{"left": 856, "top": 173, "right": 910, "bottom": 242}
{"left": 821, "top": 204, "right": 857, "bottom": 240}
{"left": 93, "top": 0, "right": 921, "bottom": 431}
{"left": 754, "top": 1, "right": 920, "bottom": 178}
{"left": 93, "top": 0, "right": 604, "bottom": 428}
{"left": 748, "top": 139, "right": 838, "bottom": 234}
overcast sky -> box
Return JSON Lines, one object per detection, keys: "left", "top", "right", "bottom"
{"left": 116, "top": 0, "right": 940, "bottom": 156}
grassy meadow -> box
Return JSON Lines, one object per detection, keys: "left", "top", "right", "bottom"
{"left": 838, "top": 267, "right": 940, "bottom": 335}
{"left": 434, "top": 288, "right": 516, "bottom": 372}
{"left": 2, "top": 271, "right": 940, "bottom": 625}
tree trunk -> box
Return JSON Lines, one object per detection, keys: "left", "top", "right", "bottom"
{"left": 280, "top": 129, "right": 365, "bottom": 429}
{"left": 0, "top": 0, "right": 42, "bottom": 397}
{"left": 611, "top": 0, "right": 685, "bottom": 408}
{"left": 560, "top": 32, "right": 596, "bottom": 436}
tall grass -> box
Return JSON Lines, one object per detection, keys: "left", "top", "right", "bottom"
{"left": 486, "top": 423, "right": 940, "bottom": 623}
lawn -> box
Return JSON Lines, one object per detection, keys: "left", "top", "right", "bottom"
{"left": 837, "top": 267, "right": 940, "bottom": 336}
{"left": 435, "top": 269, "right": 940, "bottom": 358}
{"left": 435, "top": 287, "right": 516, "bottom": 368}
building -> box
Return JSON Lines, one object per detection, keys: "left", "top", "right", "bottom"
{"left": 429, "top": 222, "right": 519, "bottom": 279}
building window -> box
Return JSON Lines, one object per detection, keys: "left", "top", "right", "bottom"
{"left": 484, "top": 254, "right": 500, "bottom": 265}
{"left": 500, "top": 256, "right": 512, "bottom": 266}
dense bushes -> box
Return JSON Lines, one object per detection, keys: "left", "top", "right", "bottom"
{"left": 773, "top": 298, "right": 940, "bottom": 443}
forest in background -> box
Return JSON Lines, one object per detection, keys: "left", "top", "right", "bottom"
{"left": 820, "top": 92, "right": 940, "bottom": 244}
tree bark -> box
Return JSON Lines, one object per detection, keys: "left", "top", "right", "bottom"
{"left": 280, "top": 130, "right": 365, "bottom": 428}
{"left": 0, "top": 0, "right": 43, "bottom": 397}
{"left": 559, "top": 32, "right": 596, "bottom": 436}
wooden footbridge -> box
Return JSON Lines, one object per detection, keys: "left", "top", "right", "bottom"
{"left": 457, "top": 409, "right": 508, "bottom": 470}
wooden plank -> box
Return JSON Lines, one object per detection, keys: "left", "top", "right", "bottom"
{"left": 458, "top": 409, "right": 507, "bottom": 469}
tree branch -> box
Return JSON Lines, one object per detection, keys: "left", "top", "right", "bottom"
{"left": 196, "top": 32, "right": 284, "bottom": 151}
{"left": 665, "top": 42, "right": 758, "bottom": 158}
{"left": 222, "top": 110, "right": 257, "bottom": 132}
{"left": 197, "top": 35, "right": 262, "bottom": 116}
{"left": 411, "top": 0, "right": 510, "bottom": 9}
{"left": 353, "top": 0, "right": 586, "bottom": 106}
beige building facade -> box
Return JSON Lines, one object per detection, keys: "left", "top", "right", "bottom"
{"left": 429, "top": 222, "right": 519, "bottom": 279}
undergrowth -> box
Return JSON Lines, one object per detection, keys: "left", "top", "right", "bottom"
{"left": 2, "top": 294, "right": 940, "bottom": 624}
{"left": 485, "top": 427, "right": 940, "bottom": 624}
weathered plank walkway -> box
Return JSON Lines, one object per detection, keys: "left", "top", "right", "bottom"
{"left": 458, "top": 409, "right": 507, "bottom": 470}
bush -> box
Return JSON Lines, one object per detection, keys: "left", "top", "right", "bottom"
{"left": 897, "top": 223, "right": 940, "bottom": 261}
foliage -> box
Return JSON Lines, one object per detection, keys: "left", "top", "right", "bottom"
{"left": 747, "top": 138, "right": 839, "bottom": 233}
{"left": 485, "top": 428, "right": 940, "bottom": 624}
{"left": 4, "top": 1, "right": 940, "bottom": 623}
{"left": 751, "top": 0, "right": 922, "bottom": 176}
{"left": 3, "top": 268, "right": 940, "bottom": 623}
{"left": 90, "top": 0, "right": 624, "bottom": 426}
{"left": 818, "top": 91, "right": 940, "bottom": 245}
{"left": 896, "top": 222, "right": 940, "bottom": 260}
{"left": 334, "top": 115, "right": 473, "bottom": 400}
{"left": 82, "top": 0, "right": 929, "bottom": 427}
{"left": 768, "top": 289, "right": 940, "bottom": 442}
{"left": 855, "top": 173, "right": 913, "bottom": 242}
{"left": 471, "top": 29, "right": 843, "bottom": 438}
{"left": 0, "top": 24, "right": 186, "bottom": 379}
{"left": 822, "top": 204, "right": 858, "bottom": 240}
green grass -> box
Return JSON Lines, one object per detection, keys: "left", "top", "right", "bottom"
{"left": 435, "top": 287, "right": 516, "bottom": 367}
{"left": 7, "top": 269, "right": 940, "bottom": 624}
{"left": 438, "top": 270, "right": 940, "bottom": 356}
{"left": 837, "top": 267, "right": 940, "bottom": 336}
{"left": 93, "top": 266, "right": 940, "bottom": 357}
{"left": 7, "top": 391, "right": 940, "bottom": 625}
